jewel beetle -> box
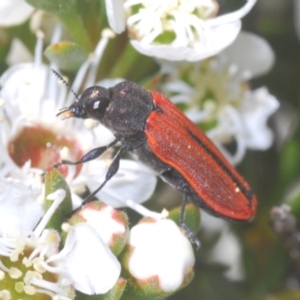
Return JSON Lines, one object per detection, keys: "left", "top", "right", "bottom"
{"left": 56, "top": 80, "right": 257, "bottom": 246}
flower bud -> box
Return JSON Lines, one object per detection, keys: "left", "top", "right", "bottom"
{"left": 121, "top": 218, "right": 195, "bottom": 299}
{"left": 68, "top": 201, "right": 129, "bottom": 255}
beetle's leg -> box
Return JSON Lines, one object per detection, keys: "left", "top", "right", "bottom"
{"left": 53, "top": 138, "right": 119, "bottom": 168}
{"left": 64, "top": 146, "right": 127, "bottom": 219}
{"left": 82, "top": 146, "right": 126, "bottom": 205}
{"left": 180, "top": 194, "right": 201, "bottom": 249}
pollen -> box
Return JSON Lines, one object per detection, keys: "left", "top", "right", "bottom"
{"left": 24, "top": 284, "right": 37, "bottom": 295}
{"left": 15, "top": 281, "right": 24, "bottom": 293}
{"left": 9, "top": 267, "right": 22, "bottom": 279}
{"left": 0, "top": 244, "right": 65, "bottom": 299}
{"left": 0, "top": 270, "right": 4, "bottom": 280}
{"left": 0, "top": 290, "right": 10, "bottom": 300}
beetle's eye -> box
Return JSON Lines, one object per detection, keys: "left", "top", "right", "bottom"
{"left": 86, "top": 97, "right": 109, "bottom": 119}
{"left": 80, "top": 86, "right": 110, "bottom": 120}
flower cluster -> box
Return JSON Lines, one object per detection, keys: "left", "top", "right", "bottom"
{"left": 0, "top": 0, "right": 280, "bottom": 299}
{"left": 106, "top": 0, "right": 257, "bottom": 60}
{"left": 0, "top": 174, "right": 195, "bottom": 299}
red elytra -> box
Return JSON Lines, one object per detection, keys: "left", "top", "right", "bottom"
{"left": 146, "top": 91, "right": 257, "bottom": 221}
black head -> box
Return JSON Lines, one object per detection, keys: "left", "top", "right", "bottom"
{"left": 57, "top": 86, "right": 110, "bottom": 120}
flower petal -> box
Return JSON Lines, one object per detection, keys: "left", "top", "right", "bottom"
{"left": 105, "top": 0, "right": 126, "bottom": 34}
{"left": 223, "top": 31, "right": 275, "bottom": 78}
{"left": 0, "top": 63, "right": 49, "bottom": 117}
{"left": 6, "top": 39, "right": 33, "bottom": 65}
{"left": 87, "top": 159, "right": 157, "bottom": 208}
{"left": 130, "top": 21, "right": 241, "bottom": 61}
{"left": 62, "top": 223, "right": 121, "bottom": 295}
{"left": 78, "top": 203, "right": 128, "bottom": 247}
{"left": 241, "top": 87, "right": 280, "bottom": 149}
{"left": 0, "top": 0, "right": 34, "bottom": 26}
{"left": 0, "top": 177, "right": 43, "bottom": 238}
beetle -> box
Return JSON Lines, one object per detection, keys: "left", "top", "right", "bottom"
{"left": 56, "top": 80, "right": 257, "bottom": 247}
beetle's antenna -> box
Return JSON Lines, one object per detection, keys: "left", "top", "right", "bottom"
{"left": 51, "top": 69, "right": 80, "bottom": 101}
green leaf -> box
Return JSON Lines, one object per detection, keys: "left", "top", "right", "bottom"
{"left": 44, "top": 167, "right": 72, "bottom": 232}
{"left": 45, "top": 41, "right": 87, "bottom": 71}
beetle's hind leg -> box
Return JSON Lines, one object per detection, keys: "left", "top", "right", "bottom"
{"left": 180, "top": 194, "right": 201, "bottom": 249}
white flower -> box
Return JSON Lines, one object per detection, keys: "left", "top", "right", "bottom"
{"left": 159, "top": 32, "right": 279, "bottom": 164}
{"left": 105, "top": 0, "right": 257, "bottom": 61}
{"left": 0, "top": 178, "right": 121, "bottom": 297}
{"left": 51, "top": 223, "right": 121, "bottom": 295}
{"left": 0, "top": 0, "right": 34, "bottom": 26}
{"left": 0, "top": 29, "right": 157, "bottom": 208}
{"left": 124, "top": 218, "right": 195, "bottom": 293}
{"left": 0, "top": 178, "right": 73, "bottom": 298}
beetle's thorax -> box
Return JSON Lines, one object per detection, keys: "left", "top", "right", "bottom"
{"left": 102, "top": 81, "right": 154, "bottom": 136}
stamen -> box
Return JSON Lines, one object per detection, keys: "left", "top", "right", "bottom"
{"left": 86, "top": 29, "right": 115, "bottom": 87}
{"left": 35, "top": 287, "right": 56, "bottom": 297}
{"left": 65, "top": 28, "right": 114, "bottom": 107}
{"left": 23, "top": 270, "right": 42, "bottom": 284}
{"left": 27, "top": 248, "right": 40, "bottom": 264}
{"left": 9, "top": 267, "right": 22, "bottom": 279}
{"left": 0, "top": 259, "right": 9, "bottom": 272}
{"left": 38, "top": 256, "right": 71, "bottom": 285}
{"left": 51, "top": 24, "right": 63, "bottom": 45}
{"left": 24, "top": 284, "right": 37, "bottom": 295}
{"left": 33, "top": 189, "right": 66, "bottom": 238}
{"left": 15, "top": 281, "right": 24, "bottom": 292}
{"left": 31, "top": 277, "right": 67, "bottom": 296}
{"left": 48, "top": 24, "right": 63, "bottom": 103}
{"left": 0, "top": 236, "right": 17, "bottom": 251}
{"left": 0, "top": 290, "right": 10, "bottom": 300}
{"left": 10, "top": 241, "right": 25, "bottom": 262}
{"left": 23, "top": 256, "right": 33, "bottom": 268}
{"left": 32, "top": 257, "right": 46, "bottom": 273}
{"left": 34, "top": 30, "right": 44, "bottom": 68}
{"left": 124, "top": 199, "right": 169, "bottom": 219}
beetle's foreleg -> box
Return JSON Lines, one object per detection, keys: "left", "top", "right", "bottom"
{"left": 53, "top": 138, "right": 119, "bottom": 168}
